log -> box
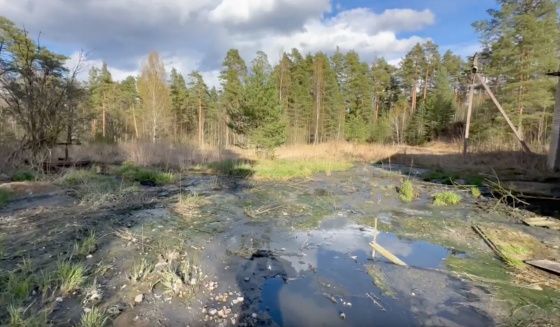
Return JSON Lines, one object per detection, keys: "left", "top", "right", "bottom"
{"left": 369, "top": 241, "right": 407, "bottom": 267}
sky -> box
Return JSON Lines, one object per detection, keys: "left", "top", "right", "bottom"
{"left": 0, "top": 0, "right": 496, "bottom": 86}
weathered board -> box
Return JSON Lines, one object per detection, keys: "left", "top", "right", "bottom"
{"left": 522, "top": 217, "right": 560, "bottom": 230}
{"left": 369, "top": 241, "right": 407, "bottom": 267}
{"left": 525, "top": 259, "right": 560, "bottom": 276}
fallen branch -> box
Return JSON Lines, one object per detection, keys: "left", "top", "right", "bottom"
{"left": 369, "top": 241, "right": 407, "bottom": 266}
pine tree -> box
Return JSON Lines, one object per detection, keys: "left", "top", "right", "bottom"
{"left": 220, "top": 49, "right": 247, "bottom": 146}
{"left": 474, "top": 0, "right": 559, "bottom": 143}
{"left": 344, "top": 51, "right": 373, "bottom": 142}
{"left": 288, "top": 49, "right": 313, "bottom": 143}
{"left": 88, "top": 63, "right": 115, "bottom": 140}
{"left": 187, "top": 71, "right": 209, "bottom": 145}
{"left": 169, "top": 68, "right": 189, "bottom": 140}
{"left": 426, "top": 67, "right": 456, "bottom": 138}
{"left": 401, "top": 44, "right": 426, "bottom": 114}
{"left": 233, "top": 51, "right": 286, "bottom": 152}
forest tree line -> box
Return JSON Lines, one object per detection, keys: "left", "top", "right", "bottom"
{"left": 1, "top": 0, "right": 559, "bottom": 162}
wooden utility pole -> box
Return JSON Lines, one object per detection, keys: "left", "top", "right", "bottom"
{"left": 547, "top": 72, "right": 560, "bottom": 170}
{"left": 463, "top": 54, "right": 532, "bottom": 155}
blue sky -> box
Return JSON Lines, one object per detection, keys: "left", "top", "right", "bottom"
{"left": 1, "top": 0, "right": 498, "bottom": 83}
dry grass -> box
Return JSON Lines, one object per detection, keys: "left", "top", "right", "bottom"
{"left": 394, "top": 141, "right": 553, "bottom": 178}
{"left": 236, "top": 142, "right": 400, "bottom": 163}
{"left": 56, "top": 142, "right": 234, "bottom": 169}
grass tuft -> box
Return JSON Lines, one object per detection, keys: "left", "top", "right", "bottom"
{"left": 398, "top": 180, "right": 415, "bottom": 202}
{"left": 57, "top": 261, "right": 85, "bottom": 295}
{"left": 433, "top": 191, "right": 462, "bottom": 206}
{"left": 117, "top": 162, "right": 176, "bottom": 185}
{"left": 74, "top": 231, "right": 97, "bottom": 257}
{"left": 80, "top": 306, "right": 108, "bottom": 327}
{"left": 470, "top": 186, "right": 481, "bottom": 198}
{"left": 129, "top": 258, "right": 154, "bottom": 283}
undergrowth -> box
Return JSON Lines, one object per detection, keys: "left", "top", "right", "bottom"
{"left": 117, "top": 162, "right": 176, "bottom": 185}
{"left": 252, "top": 159, "right": 352, "bottom": 180}
{"left": 398, "top": 180, "right": 415, "bottom": 202}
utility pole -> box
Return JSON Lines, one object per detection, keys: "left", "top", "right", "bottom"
{"left": 546, "top": 72, "right": 560, "bottom": 171}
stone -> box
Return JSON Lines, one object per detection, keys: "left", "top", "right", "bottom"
{"left": 208, "top": 309, "right": 217, "bottom": 316}
{"left": 339, "top": 312, "right": 346, "bottom": 320}
{"left": 251, "top": 313, "right": 257, "bottom": 319}
{"left": 55, "top": 297, "right": 63, "bottom": 303}
{"left": 134, "top": 294, "right": 143, "bottom": 303}
{"left": 244, "top": 277, "right": 250, "bottom": 282}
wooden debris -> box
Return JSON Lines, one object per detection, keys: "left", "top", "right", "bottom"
{"left": 522, "top": 217, "right": 560, "bottom": 230}
{"left": 472, "top": 224, "right": 512, "bottom": 265}
{"left": 369, "top": 241, "right": 407, "bottom": 267}
{"left": 525, "top": 260, "right": 560, "bottom": 276}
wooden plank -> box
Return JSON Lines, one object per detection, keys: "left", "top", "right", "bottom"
{"left": 369, "top": 241, "right": 407, "bottom": 267}
{"left": 525, "top": 259, "right": 560, "bottom": 276}
{"left": 522, "top": 217, "right": 560, "bottom": 230}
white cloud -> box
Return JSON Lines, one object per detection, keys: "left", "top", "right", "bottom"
{"left": 2, "top": 0, "right": 436, "bottom": 87}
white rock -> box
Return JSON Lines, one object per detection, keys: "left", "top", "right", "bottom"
{"left": 208, "top": 308, "right": 217, "bottom": 316}
{"left": 83, "top": 307, "right": 91, "bottom": 313}
{"left": 134, "top": 294, "right": 143, "bottom": 303}
{"left": 339, "top": 312, "right": 346, "bottom": 320}
{"left": 251, "top": 313, "right": 257, "bottom": 319}
{"left": 55, "top": 297, "right": 63, "bottom": 303}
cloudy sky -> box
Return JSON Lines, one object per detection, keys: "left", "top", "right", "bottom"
{"left": 1, "top": 0, "right": 495, "bottom": 85}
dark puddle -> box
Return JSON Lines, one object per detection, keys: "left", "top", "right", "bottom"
{"left": 236, "top": 219, "right": 492, "bottom": 326}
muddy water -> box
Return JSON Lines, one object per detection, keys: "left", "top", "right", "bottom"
{"left": 174, "top": 165, "right": 496, "bottom": 326}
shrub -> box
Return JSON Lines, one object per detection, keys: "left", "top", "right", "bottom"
{"left": 398, "top": 180, "right": 415, "bottom": 202}
{"left": 11, "top": 170, "right": 36, "bottom": 181}
{"left": 433, "top": 191, "right": 462, "bottom": 206}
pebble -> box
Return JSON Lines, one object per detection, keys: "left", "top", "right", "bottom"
{"left": 134, "top": 294, "right": 143, "bottom": 303}
{"left": 244, "top": 277, "right": 250, "bottom": 282}
{"left": 339, "top": 312, "right": 346, "bottom": 320}
{"left": 251, "top": 313, "right": 258, "bottom": 319}
{"left": 86, "top": 254, "right": 93, "bottom": 259}
{"left": 83, "top": 307, "right": 91, "bottom": 313}
{"left": 55, "top": 297, "right": 63, "bottom": 303}
{"left": 208, "top": 309, "right": 217, "bottom": 316}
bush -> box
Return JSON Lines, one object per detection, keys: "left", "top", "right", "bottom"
{"left": 117, "top": 163, "right": 176, "bottom": 185}
{"left": 398, "top": 180, "right": 415, "bottom": 202}
{"left": 433, "top": 191, "right": 462, "bottom": 206}
{"left": 11, "top": 170, "right": 36, "bottom": 181}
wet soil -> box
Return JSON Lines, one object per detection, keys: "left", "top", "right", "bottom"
{"left": 0, "top": 165, "right": 559, "bottom": 326}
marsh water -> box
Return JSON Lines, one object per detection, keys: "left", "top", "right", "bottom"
{"left": 1, "top": 164, "right": 511, "bottom": 326}
{"left": 109, "top": 165, "right": 498, "bottom": 326}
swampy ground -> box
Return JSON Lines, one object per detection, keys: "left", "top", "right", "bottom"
{"left": 0, "top": 162, "right": 559, "bottom": 326}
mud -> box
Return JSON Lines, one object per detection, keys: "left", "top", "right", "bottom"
{"left": 0, "top": 165, "right": 559, "bottom": 326}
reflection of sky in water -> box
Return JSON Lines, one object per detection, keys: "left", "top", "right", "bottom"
{"left": 258, "top": 221, "right": 451, "bottom": 326}
{"left": 272, "top": 222, "right": 449, "bottom": 272}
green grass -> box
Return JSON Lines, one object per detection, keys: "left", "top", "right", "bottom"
{"left": 3, "top": 272, "right": 33, "bottom": 304}
{"left": 433, "top": 191, "right": 462, "bottom": 206}
{"left": 7, "top": 305, "right": 49, "bottom": 327}
{"left": 0, "top": 188, "right": 12, "bottom": 208}
{"left": 398, "top": 180, "right": 415, "bottom": 202}
{"left": 74, "top": 232, "right": 97, "bottom": 257}
{"left": 117, "top": 163, "right": 176, "bottom": 185}
{"left": 11, "top": 170, "right": 36, "bottom": 182}
{"left": 129, "top": 258, "right": 154, "bottom": 283}
{"left": 470, "top": 186, "right": 481, "bottom": 198}
{"left": 206, "top": 159, "right": 253, "bottom": 177}
{"left": 57, "top": 169, "right": 121, "bottom": 205}
{"left": 252, "top": 159, "right": 352, "bottom": 180}
{"left": 80, "top": 306, "right": 108, "bottom": 327}
{"left": 57, "top": 261, "right": 85, "bottom": 295}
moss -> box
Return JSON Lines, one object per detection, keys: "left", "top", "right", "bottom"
{"left": 433, "top": 191, "right": 462, "bottom": 206}
{"left": 366, "top": 265, "right": 396, "bottom": 298}
{"left": 398, "top": 180, "right": 415, "bottom": 202}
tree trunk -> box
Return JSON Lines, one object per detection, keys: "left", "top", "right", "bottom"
{"left": 132, "top": 104, "right": 139, "bottom": 139}
{"left": 198, "top": 96, "right": 204, "bottom": 145}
